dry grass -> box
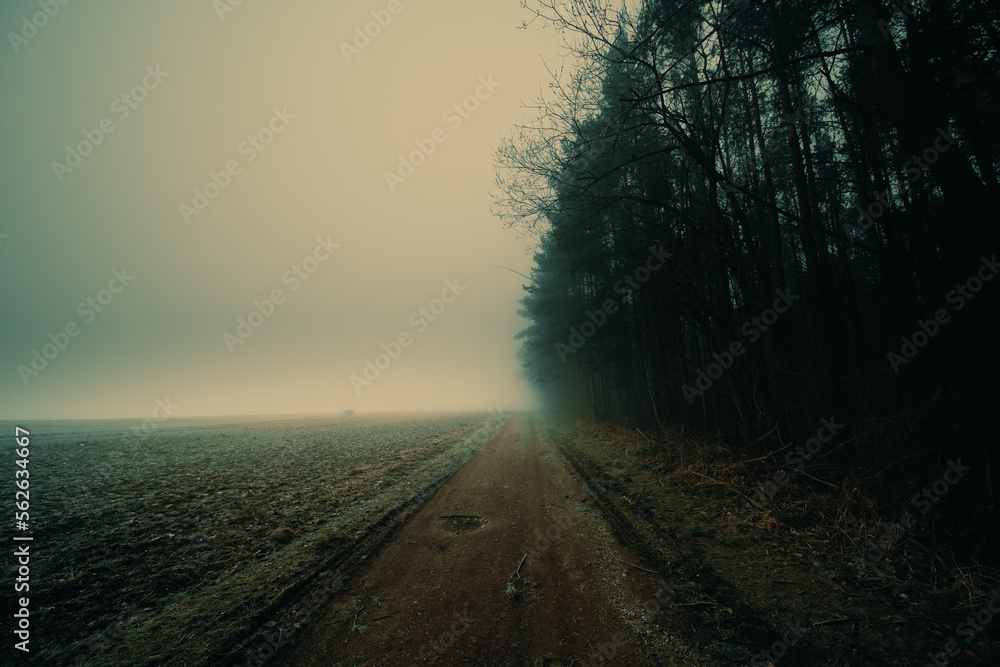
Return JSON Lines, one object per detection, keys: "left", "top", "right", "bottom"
{"left": 554, "top": 412, "right": 1000, "bottom": 663}
{"left": 584, "top": 412, "right": 1000, "bottom": 611}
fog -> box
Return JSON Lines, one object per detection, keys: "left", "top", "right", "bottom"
{"left": 0, "top": 1, "right": 562, "bottom": 418}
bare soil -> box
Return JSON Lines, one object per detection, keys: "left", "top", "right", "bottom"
{"left": 14, "top": 412, "right": 996, "bottom": 666}
{"left": 272, "top": 414, "right": 686, "bottom": 666}
{"left": 263, "top": 414, "right": 1000, "bottom": 666}
{"left": 1, "top": 413, "right": 502, "bottom": 666}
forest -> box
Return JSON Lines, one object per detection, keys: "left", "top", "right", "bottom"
{"left": 495, "top": 0, "right": 1000, "bottom": 559}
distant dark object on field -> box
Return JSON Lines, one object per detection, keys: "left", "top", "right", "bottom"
{"left": 344, "top": 409, "right": 355, "bottom": 416}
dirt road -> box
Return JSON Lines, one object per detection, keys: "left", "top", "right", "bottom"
{"left": 274, "top": 414, "right": 667, "bottom": 666}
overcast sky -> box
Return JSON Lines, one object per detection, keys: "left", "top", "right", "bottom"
{"left": 0, "top": 1, "right": 565, "bottom": 419}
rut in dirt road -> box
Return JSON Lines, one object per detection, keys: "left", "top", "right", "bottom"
{"left": 274, "top": 414, "right": 671, "bottom": 666}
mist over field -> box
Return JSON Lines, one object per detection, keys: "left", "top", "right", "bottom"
{"left": 0, "top": 1, "right": 555, "bottom": 420}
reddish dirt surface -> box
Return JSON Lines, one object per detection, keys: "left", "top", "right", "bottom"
{"left": 275, "top": 414, "right": 664, "bottom": 666}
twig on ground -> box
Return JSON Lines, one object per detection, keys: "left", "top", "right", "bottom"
{"left": 514, "top": 553, "right": 527, "bottom": 577}
{"left": 741, "top": 425, "right": 785, "bottom": 461}
{"left": 812, "top": 616, "right": 858, "bottom": 626}
{"left": 371, "top": 610, "right": 401, "bottom": 622}
{"left": 685, "top": 470, "right": 759, "bottom": 507}
{"left": 799, "top": 469, "right": 837, "bottom": 488}
{"left": 613, "top": 556, "right": 659, "bottom": 574}
{"left": 815, "top": 434, "right": 862, "bottom": 461}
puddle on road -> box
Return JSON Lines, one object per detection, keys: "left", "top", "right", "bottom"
{"left": 436, "top": 515, "right": 488, "bottom": 533}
